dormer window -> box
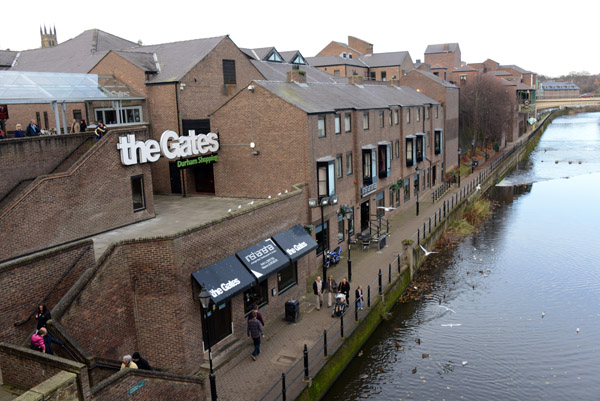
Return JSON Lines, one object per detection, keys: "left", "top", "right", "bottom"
{"left": 292, "top": 54, "right": 306, "bottom": 65}
{"left": 342, "top": 52, "right": 347, "bottom": 58}
{"left": 349, "top": 53, "right": 353, "bottom": 59}
{"left": 267, "top": 51, "right": 283, "bottom": 62}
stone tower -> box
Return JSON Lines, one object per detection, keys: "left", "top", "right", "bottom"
{"left": 40, "top": 26, "right": 58, "bottom": 48}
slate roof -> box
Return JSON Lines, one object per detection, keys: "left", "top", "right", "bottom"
{"left": 305, "top": 55, "right": 367, "bottom": 68}
{"left": 540, "top": 81, "right": 579, "bottom": 90}
{"left": 115, "top": 51, "right": 158, "bottom": 72}
{"left": 412, "top": 70, "right": 458, "bottom": 88}
{"left": 488, "top": 71, "right": 511, "bottom": 76}
{"left": 9, "top": 29, "right": 138, "bottom": 73}
{"left": 279, "top": 51, "right": 305, "bottom": 64}
{"left": 425, "top": 43, "right": 460, "bottom": 54}
{"left": 0, "top": 51, "right": 18, "bottom": 68}
{"left": 254, "top": 81, "right": 438, "bottom": 114}
{"left": 359, "top": 51, "right": 411, "bottom": 68}
{"left": 455, "top": 65, "right": 477, "bottom": 72}
{"left": 500, "top": 64, "right": 531, "bottom": 74}
{"left": 250, "top": 60, "right": 344, "bottom": 83}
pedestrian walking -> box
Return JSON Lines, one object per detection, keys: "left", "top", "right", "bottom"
{"left": 70, "top": 119, "right": 80, "bottom": 133}
{"left": 324, "top": 275, "right": 338, "bottom": 308}
{"left": 247, "top": 304, "right": 265, "bottom": 326}
{"left": 132, "top": 352, "right": 152, "bottom": 370}
{"left": 95, "top": 120, "right": 107, "bottom": 141}
{"left": 30, "top": 330, "right": 45, "bottom": 353}
{"left": 339, "top": 277, "right": 350, "bottom": 306}
{"left": 313, "top": 276, "right": 324, "bottom": 310}
{"left": 80, "top": 119, "right": 87, "bottom": 132}
{"left": 355, "top": 285, "right": 364, "bottom": 310}
{"left": 247, "top": 311, "right": 263, "bottom": 361}
{"left": 38, "top": 327, "right": 64, "bottom": 355}
{"left": 35, "top": 304, "right": 51, "bottom": 330}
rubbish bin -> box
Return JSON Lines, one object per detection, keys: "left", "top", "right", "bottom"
{"left": 285, "top": 299, "right": 300, "bottom": 322}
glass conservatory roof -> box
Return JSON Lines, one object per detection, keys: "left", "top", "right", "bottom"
{"left": 0, "top": 71, "right": 144, "bottom": 104}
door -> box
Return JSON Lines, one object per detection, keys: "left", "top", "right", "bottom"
{"left": 361, "top": 200, "right": 370, "bottom": 232}
{"left": 201, "top": 301, "right": 232, "bottom": 350}
{"left": 194, "top": 163, "right": 216, "bottom": 194}
{"left": 169, "top": 161, "right": 182, "bottom": 194}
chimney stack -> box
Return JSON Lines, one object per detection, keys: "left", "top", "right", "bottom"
{"left": 287, "top": 67, "right": 307, "bottom": 83}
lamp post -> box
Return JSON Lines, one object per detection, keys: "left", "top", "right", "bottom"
{"left": 458, "top": 147, "right": 462, "bottom": 188}
{"left": 199, "top": 285, "right": 217, "bottom": 401}
{"left": 415, "top": 167, "right": 421, "bottom": 216}
{"left": 308, "top": 195, "right": 338, "bottom": 281}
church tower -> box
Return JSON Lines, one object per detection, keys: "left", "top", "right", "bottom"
{"left": 40, "top": 26, "right": 58, "bottom": 48}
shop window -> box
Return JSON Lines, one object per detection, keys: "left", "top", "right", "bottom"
{"left": 335, "top": 114, "right": 341, "bottom": 134}
{"left": 362, "top": 148, "right": 377, "bottom": 186}
{"left": 318, "top": 115, "right": 326, "bottom": 138}
{"left": 223, "top": 59, "right": 236, "bottom": 85}
{"left": 363, "top": 112, "right": 369, "bottom": 130}
{"left": 346, "top": 152, "right": 353, "bottom": 175}
{"left": 244, "top": 281, "right": 268, "bottom": 315}
{"left": 345, "top": 113, "right": 351, "bottom": 132}
{"left": 316, "top": 221, "right": 329, "bottom": 255}
{"left": 378, "top": 143, "right": 391, "bottom": 178}
{"left": 403, "top": 178, "right": 410, "bottom": 202}
{"left": 338, "top": 213, "right": 345, "bottom": 243}
{"left": 406, "top": 138, "right": 414, "bottom": 167}
{"left": 317, "top": 160, "right": 335, "bottom": 198}
{"left": 379, "top": 111, "right": 384, "bottom": 128}
{"left": 277, "top": 262, "right": 297, "bottom": 293}
{"left": 347, "top": 207, "right": 355, "bottom": 236}
{"left": 434, "top": 129, "right": 442, "bottom": 155}
{"left": 94, "top": 106, "right": 143, "bottom": 126}
{"left": 131, "top": 175, "right": 145, "bottom": 211}
{"left": 336, "top": 154, "right": 343, "bottom": 179}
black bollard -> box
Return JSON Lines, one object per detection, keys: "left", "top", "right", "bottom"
{"left": 303, "top": 344, "right": 309, "bottom": 379}
{"left": 323, "top": 330, "right": 328, "bottom": 357}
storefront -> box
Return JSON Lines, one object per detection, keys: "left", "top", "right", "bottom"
{"left": 191, "top": 224, "right": 317, "bottom": 349}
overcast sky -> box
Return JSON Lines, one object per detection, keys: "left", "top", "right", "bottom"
{"left": 1, "top": 0, "right": 596, "bottom": 78}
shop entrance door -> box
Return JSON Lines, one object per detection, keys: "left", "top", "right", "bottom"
{"left": 169, "top": 161, "right": 182, "bottom": 194}
{"left": 201, "top": 301, "right": 232, "bottom": 350}
{"left": 360, "top": 200, "right": 370, "bottom": 233}
{"left": 194, "top": 163, "right": 216, "bottom": 194}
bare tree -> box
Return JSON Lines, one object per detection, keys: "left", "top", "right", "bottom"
{"left": 460, "top": 74, "right": 513, "bottom": 153}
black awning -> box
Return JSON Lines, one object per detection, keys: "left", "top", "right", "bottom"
{"left": 236, "top": 238, "right": 290, "bottom": 281}
{"left": 191, "top": 255, "right": 256, "bottom": 305}
{"left": 272, "top": 224, "right": 317, "bottom": 262}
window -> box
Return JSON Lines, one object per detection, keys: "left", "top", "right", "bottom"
{"left": 434, "top": 130, "right": 443, "bottom": 155}
{"left": 426, "top": 106, "right": 430, "bottom": 120}
{"left": 362, "top": 148, "right": 377, "bottom": 186}
{"left": 406, "top": 137, "right": 414, "bottom": 167}
{"left": 404, "top": 178, "right": 410, "bottom": 202}
{"left": 435, "top": 105, "right": 439, "bottom": 118}
{"left": 292, "top": 55, "right": 306, "bottom": 65}
{"left": 345, "top": 113, "right": 351, "bottom": 132}
{"left": 378, "top": 143, "right": 392, "bottom": 178}
{"left": 460, "top": 74, "right": 467, "bottom": 82}
{"left": 317, "top": 160, "right": 336, "bottom": 198}
{"left": 346, "top": 152, "right": 353, "bottom": 175}
{"left": 334, "top": 70, "right": 340, "bottom": 77}
{"left": 396, "top": 184, "right": 401, "bottom": 207}
{"left": 370, "top": 72, "right": 376, "bottom": 81}
{"left": 389, "top": 187, "right": 394, "bottom": 207}
{"left": 131, "top": 175, "right": 145, "bottom": 211}
{"left": 73, "top": 109, "right": 82, "bottom": 121}
{"left": 267, "top": 51, "right": 282, "bottom": 62}
{"left": 335, "top": 114, "right": 341, "bottom": 134}
{"left": 395, "top": 140, "right": 400, "bottom": 159}
{"left": 379, "top": 111, "right": 384, "bottom": 128}
{"left": 363, "top": 112, "right": 369, "bottom": 130}
{"left": 36, "top": 112, "right": 41, "bottom": 128}
{"left": 348, "top": 53, "right": 353, "bottom": 59}
{"left": 417, "top": 108, "right": 421, "bottom": 122}
{"left": 318, "top": 115, "right": 326, "bottom": 138}
{"left": 43, "top": 112, "right": 49, "bottom": 130}
{"left": 393, "top": 109, "right": 399, "bottom": 125}
{"left": 427, "top": 167, "right": 431, "bottom": 188}
{"left": 406, "top": 109, "right": 411, "bottom": 123}
{"left": 376, "top": 192, "right": 385, "bottom": 218}
{"left": 338, "top": 213, "right": 345, "bottom": 243}
{"left": 223, "top": 60, "right": 236, "bottom": 85}
{"left": 336, "top": 154, "right": 343, "bottom": 179}
{"left": 389, "top": 110, "right": 392, "bottom": 126}
{"left": 416, "top": 135, "right": 424, "bottom": 162}
{"left": 381, "top": 71, "right": 387, "bottom": 82}
{"left": 95, "top": 106, "right": 142, "bottom": 125}
{"left": 277, "top": 262, "right": 297, "bottom": 293}
{"left": 316, "top": 221, "right": 329, "bottom": 255}
{"left": 244, "top": 281, "right": 268, "bottom": 314}
{"left": 347, "top": 207, "right": 355, "bottom": 236}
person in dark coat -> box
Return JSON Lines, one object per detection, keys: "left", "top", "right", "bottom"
{"left": 95, "top": 120, "right": 107, "bottom": 141}
{"left": 339, "top": 277, "right": 350, "bottom": 306}
{"left": 39, "top": 327, "right": 64, "bottom": 355}
{"left": 14, "top": 124, "right": 25, "bottom": 138}
{"left": 132, "top": 352, "right": 152, "bottom": 370}
{"left": 80, "top": 119, "right": 87, "bottom": 132}
{"left": 26, "top": 119, "right": 41, "bottom": 136}
{"left": 247, "top": 304, "right": 265, "bottom": 326}
{"left": 35, "top": 304, "right": 51, "bottom": 330}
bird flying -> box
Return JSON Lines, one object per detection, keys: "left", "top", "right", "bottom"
{"left": 420, "top": 245, "right": 438, "bottom": 256}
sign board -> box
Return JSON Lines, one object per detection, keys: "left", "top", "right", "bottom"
{"left": 0, "top": 105, "right": 8, "bottom": 119}
{"left": 272, "top": 224, "right": 317, "bottom": 261}
{"left": 237, "top": 239, "right": 289, "bottom": 280}
{"left": 177, "top": 154, "right": 218, "bottom": 169}
{"left": 128, "top": 380, "right": 145, "bottom": 395}
{"left": 360, "top": 183, "right": 377, "bottom": 198}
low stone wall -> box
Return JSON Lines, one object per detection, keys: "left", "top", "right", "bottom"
{"left": 15, "top": 371, "right": 79, "bottom": 401}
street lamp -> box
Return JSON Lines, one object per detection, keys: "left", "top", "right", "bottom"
{"left": 308, "top": 195, "right": 338, "bottom": 281}
{"left": 458, "top": 147, "right": 462, "bottom": 188}
{"left": 199, "top": 285, "right": 217, "bottom": 401}
{"left": 415, "top": 167, "right": 421, "bottom": 216}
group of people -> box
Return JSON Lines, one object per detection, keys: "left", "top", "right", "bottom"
{"left": 30, "top": 304, "right": 64, "bottom": 355}
{"left": 1, "top": 120, "right": 42, "bottom": 139}
{"left": 0, "top": 118, "right": 98, "bottom": 139}
{"left": 121, "top": 352, "right": 152, "bottom": 370}
{"left": 313, "top": 276, "right": 364, "bottom": 314}
{"left": 70, "top": 119, "right": 88, "bottom": 133}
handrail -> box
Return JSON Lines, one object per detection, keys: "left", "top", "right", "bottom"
{"left": 0, "top": 177, "right": 36, "bottom": 205}
{"left": 14, "top": 245, "right": 91, "bottom": 327}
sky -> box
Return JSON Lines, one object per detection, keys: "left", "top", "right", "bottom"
{"left": 1, "top": 0, "right": 597, "bottom": 78}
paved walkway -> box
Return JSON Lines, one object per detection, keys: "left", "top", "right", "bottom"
{"left": 214, "top": 133, "right": 534, "bottom": 401}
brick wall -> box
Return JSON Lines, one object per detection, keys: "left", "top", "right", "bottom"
{"left": 0, "top": 128, "right": 155, "bottom": 261}
{"left": 0, "top": 132, "right": 94, "bottom": 198}
{"left": 0, "top": 240, "right": 94, "bottom": 344}
{"left": 59, "top": 189, "right": 311, "bottom": 374}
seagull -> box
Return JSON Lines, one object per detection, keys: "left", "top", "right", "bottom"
{"left": 267, "top": 195, "right": 272, "bottom": 199}
{"left": 439, "top": 305, "right": 456, "bottom": 313}
{"left": 576, "top": 328, "right": 580, "bottom": 334}
{"left": 377, "top": 206, "right": 396, "bottom": 212}
{"left": 414, "top": 286, "right": 418, "bottom": 290}
{"left": 420, "top": 245, "right": 438, "bottom": 256}
{"left": 462, "top": 361, "right": 468, "bottom": 366}
{"left": 441, "top": 323, "right": 462, "bottom": 327}
{"left": 277, "top": 192, "right": 282, "bottom": 196}
{"left": 284, "top": 189, "right": 288, "bottom": 193}
{"left": 237, "top": 205, "right": 242, "bottom": 209}
{"left": 227, "top": 209, "right": 232, "bottom": 213}
{"left": 476, "top": 184, "right": 481, "bottom": 191}
{"left": 247, "top": 201, "right": 254, "bottom": 205}
{"left": 541, "top": 312, "right": 545, "bottom": 318}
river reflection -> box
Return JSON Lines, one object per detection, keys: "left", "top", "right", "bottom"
{"left": 326, "top": 112, "right": 600, "bottom": 400}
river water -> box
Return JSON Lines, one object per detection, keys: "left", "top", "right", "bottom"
{"left": 326, "top": 112, "right": 600, "bottom": 401}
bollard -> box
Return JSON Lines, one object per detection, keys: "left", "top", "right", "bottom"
{"left": 423, "top": 223, "right": 426, "bottom": 237}
{"left": 340, "top": 312, "right": 344, "bottom": 338}
{"left": 417, "top": 229, "right": 420, "bottom": 244}
{"left": 367, "top": 285, "right": 371, "bottom": 308}
{"left": 282, "top": 373, "right": 287, "bottom": 401}
{"left": 355, "top": 299, "right": 359, "bottom": 322}
{"left": 323, "top": 330, "right": 328, "bottom": 357}
{"left": 389, "top": 263, "right": 392, "bottom": 283}
{"left": 303, "top": 344, "right": 309, "bottom": 380}
{"left": 378, "top": 269, "right": 382, "bottom": 295}
{"left": 429, "top": 217, "right": 431, "bottom": 234}
{"left": 348, "top": 258, "right": 352, "bottom": 283}
{"left": 398, "top": 254, "right": 401, "bottom": 273}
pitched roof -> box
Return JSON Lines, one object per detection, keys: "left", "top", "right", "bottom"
{"left": 500, "top": 64, "right": 531, "bottom": 74}
{"left": 254, "top": 81, "right": 438, "bottom": 114}
{"left": 305, "top": 55, "right": 366, "bottom": 68}
{"left": 10, "top": 29, "right": 137, "bottom": 73}
{"left": 359, "top": 51, "right": 411, "bottom": 68}
{"left": 488, "top": 71, "right": 511, "bottom": 76}
{"left": 0, "top": 50, "right": 18, "bottom": 68}
{"left": 126, "top": 36, "right": 227, "bottom": 83}
{"left": 250, "top": 60, "right": 344, "bottom": 83}
{"left": 540, "top": 81, "right": 579, "bottom": 90}
{"left": 455, "top": 65, "right": 477, "bottom": 72}
{"left": 279, "top": 51, "right": 305, "bottom": 64}
{"left": 425, "top": 43, "right": 460, "bottom": 54}
{"left": 412, "top": 70, "right": 458, "bottom": 88}
{"left": 115, "top": 51, "right": 158, "bottom": 72}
